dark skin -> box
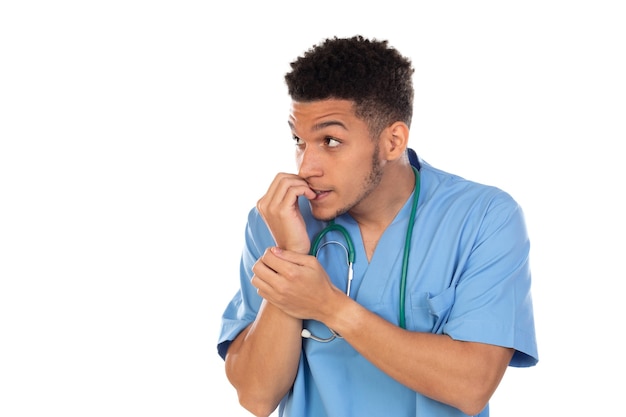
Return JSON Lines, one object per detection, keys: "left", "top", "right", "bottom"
{"left": 224, "top": 99, "right": 514, "bottom": 417}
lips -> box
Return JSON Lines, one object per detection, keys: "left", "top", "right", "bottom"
{"left": 311, "top": 188, "right": 330, "bottom": 200}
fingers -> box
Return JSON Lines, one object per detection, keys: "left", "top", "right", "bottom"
{"left": 251, "top": 247, "right": 339, "bottom": 321}
{"left": 256, "top": 173, "right": 316, "bottom": 219}
{"left": 268, "top": 247, "right": 309, "bottom": 265}
{"left": 251, "top": 247, "right": 310, "bottom": 292}
{"left": 266, "top": 247, "right": 316, "bottom": 274}
{"left": 251, "top": 256, "right": 278, "bottom": 296}
{"left": 256, "top": 173, "right": 316, "bottom": 253}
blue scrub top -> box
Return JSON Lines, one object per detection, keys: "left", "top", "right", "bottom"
{"left": 218, "top": 157, "right": 539, "bottom": 417}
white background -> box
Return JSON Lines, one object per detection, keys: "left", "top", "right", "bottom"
{"left": 1, "top": 1, "right": 624, "bottom": 416}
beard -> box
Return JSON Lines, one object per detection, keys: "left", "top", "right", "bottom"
{"left": 320, "top": 145, "right": 384, "bottom": 222}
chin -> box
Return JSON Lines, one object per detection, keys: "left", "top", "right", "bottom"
{"left": 310, "top": 205, "right": 347, "bottom": 222}
{"left": 310, "top": 210, "right": 332, "bottom": 222}
{"left": 309, "top": 205, "right": 331, "bottom": 222}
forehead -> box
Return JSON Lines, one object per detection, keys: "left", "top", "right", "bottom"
{"left": 288, "top": 99, "right": 360, "bottom": 130}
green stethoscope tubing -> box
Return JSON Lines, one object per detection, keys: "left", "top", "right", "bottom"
{"left": 309, "top": 166, "right": 420, "bottom": 330}
{"left": 400, "top": 166, "right": 420, "bottom": 329}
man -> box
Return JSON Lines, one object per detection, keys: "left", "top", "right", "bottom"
{"left": 217, "top": 35, "right": 538, "bottom": 417}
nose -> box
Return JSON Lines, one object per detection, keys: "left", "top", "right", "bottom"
{"left": 297, "top": 145, "right": 322, "bottom": 179}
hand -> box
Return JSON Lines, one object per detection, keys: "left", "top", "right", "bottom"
{"left": 251, "top": 247, "right": 344, "bottom": 321}
{"left": 256, "top": 173, "right": 317, "bottom": 254}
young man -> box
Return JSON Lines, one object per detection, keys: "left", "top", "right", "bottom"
{"left": 217, "top": 35, "right": 538, "bottom": 417}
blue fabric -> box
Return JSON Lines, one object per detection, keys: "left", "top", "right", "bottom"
{"left": 217, "top": 156, "right": 538, "bottom": 417}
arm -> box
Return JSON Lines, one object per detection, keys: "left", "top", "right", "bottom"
{"left": 260, "top": 247, "right": 513, "bottom": 416}
{"left": 326, "top": 297, "right": 513, "bottom": 416}
{"left": 225, "top": 301, "right": 302, "bottom": 417}
{"left": 251, "top": 191, "right": 534, "bottom": 415}
{"left": 224, "top": 173, "right": 317, "bottom": 417}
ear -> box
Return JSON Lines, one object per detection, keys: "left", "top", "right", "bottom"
{"left": 380, "top": 122, "right": 410, "bottom": 161}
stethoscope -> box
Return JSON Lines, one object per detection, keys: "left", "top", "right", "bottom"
{"left": 301, "top": 166, "right": 421, "bottom": 342}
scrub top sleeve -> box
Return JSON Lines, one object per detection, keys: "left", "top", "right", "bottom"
{"left": 444, "top": 192, "right": 539, "bottom": 367}
{"left": 217, "top": 208, "right": 275, "bottom": 360}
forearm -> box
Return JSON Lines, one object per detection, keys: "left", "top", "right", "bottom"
{"left": 326, "top": 299, "right": 513, "bottom": 416}
{"left": 225, "top": 300, "right": 302, "bottom": 417}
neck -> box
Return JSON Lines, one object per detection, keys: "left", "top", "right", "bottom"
{"left": 350, "top": 162, "right": 416, "bottom": 229}
{"left": 350, "top": 163, "right": 416, "bottom": 260}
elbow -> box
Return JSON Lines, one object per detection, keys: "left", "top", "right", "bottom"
{"left": 225, "top": 353, "right": 287, "bottom": 416}
{"left": 226, "top": 363, "right": 285, "bottom": 416}
{"left": 454, "top": 345, "right": 513, "bottom": 415}
{"left": 455, "top": 376, "right": 500, "bottom": 416}
{"left": 237, "top": 392, "right": 280, "bottom": 417}
{"left": 227, "top": 372, "right": 282, "bottom": 417}
{"left": 458, "top": 399, "right": 489, "bottom": 417}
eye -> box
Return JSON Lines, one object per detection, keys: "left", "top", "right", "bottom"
{"left": 292, "top": 135, "right": 304, "bottom": 146}
{"left": 325, "top": 137, "right": 341, "bottom": 148}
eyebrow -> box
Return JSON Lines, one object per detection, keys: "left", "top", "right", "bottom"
{"left": 287, "top": 119, "right": 348, "bottom": 131}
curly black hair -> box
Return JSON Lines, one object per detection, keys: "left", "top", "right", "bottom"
{"left": 285, "top": 35, "right": 414, "bottom": 138}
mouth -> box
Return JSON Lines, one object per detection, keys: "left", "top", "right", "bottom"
{"left": 310, "top": 188, "right": 330, "bottom": 200}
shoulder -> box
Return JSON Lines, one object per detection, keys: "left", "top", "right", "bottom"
{"left": 419, "top": 159, "right": 520, "bottom": 212}
{"left": 417, "top": 160, "right": 527, "bottom": 243}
